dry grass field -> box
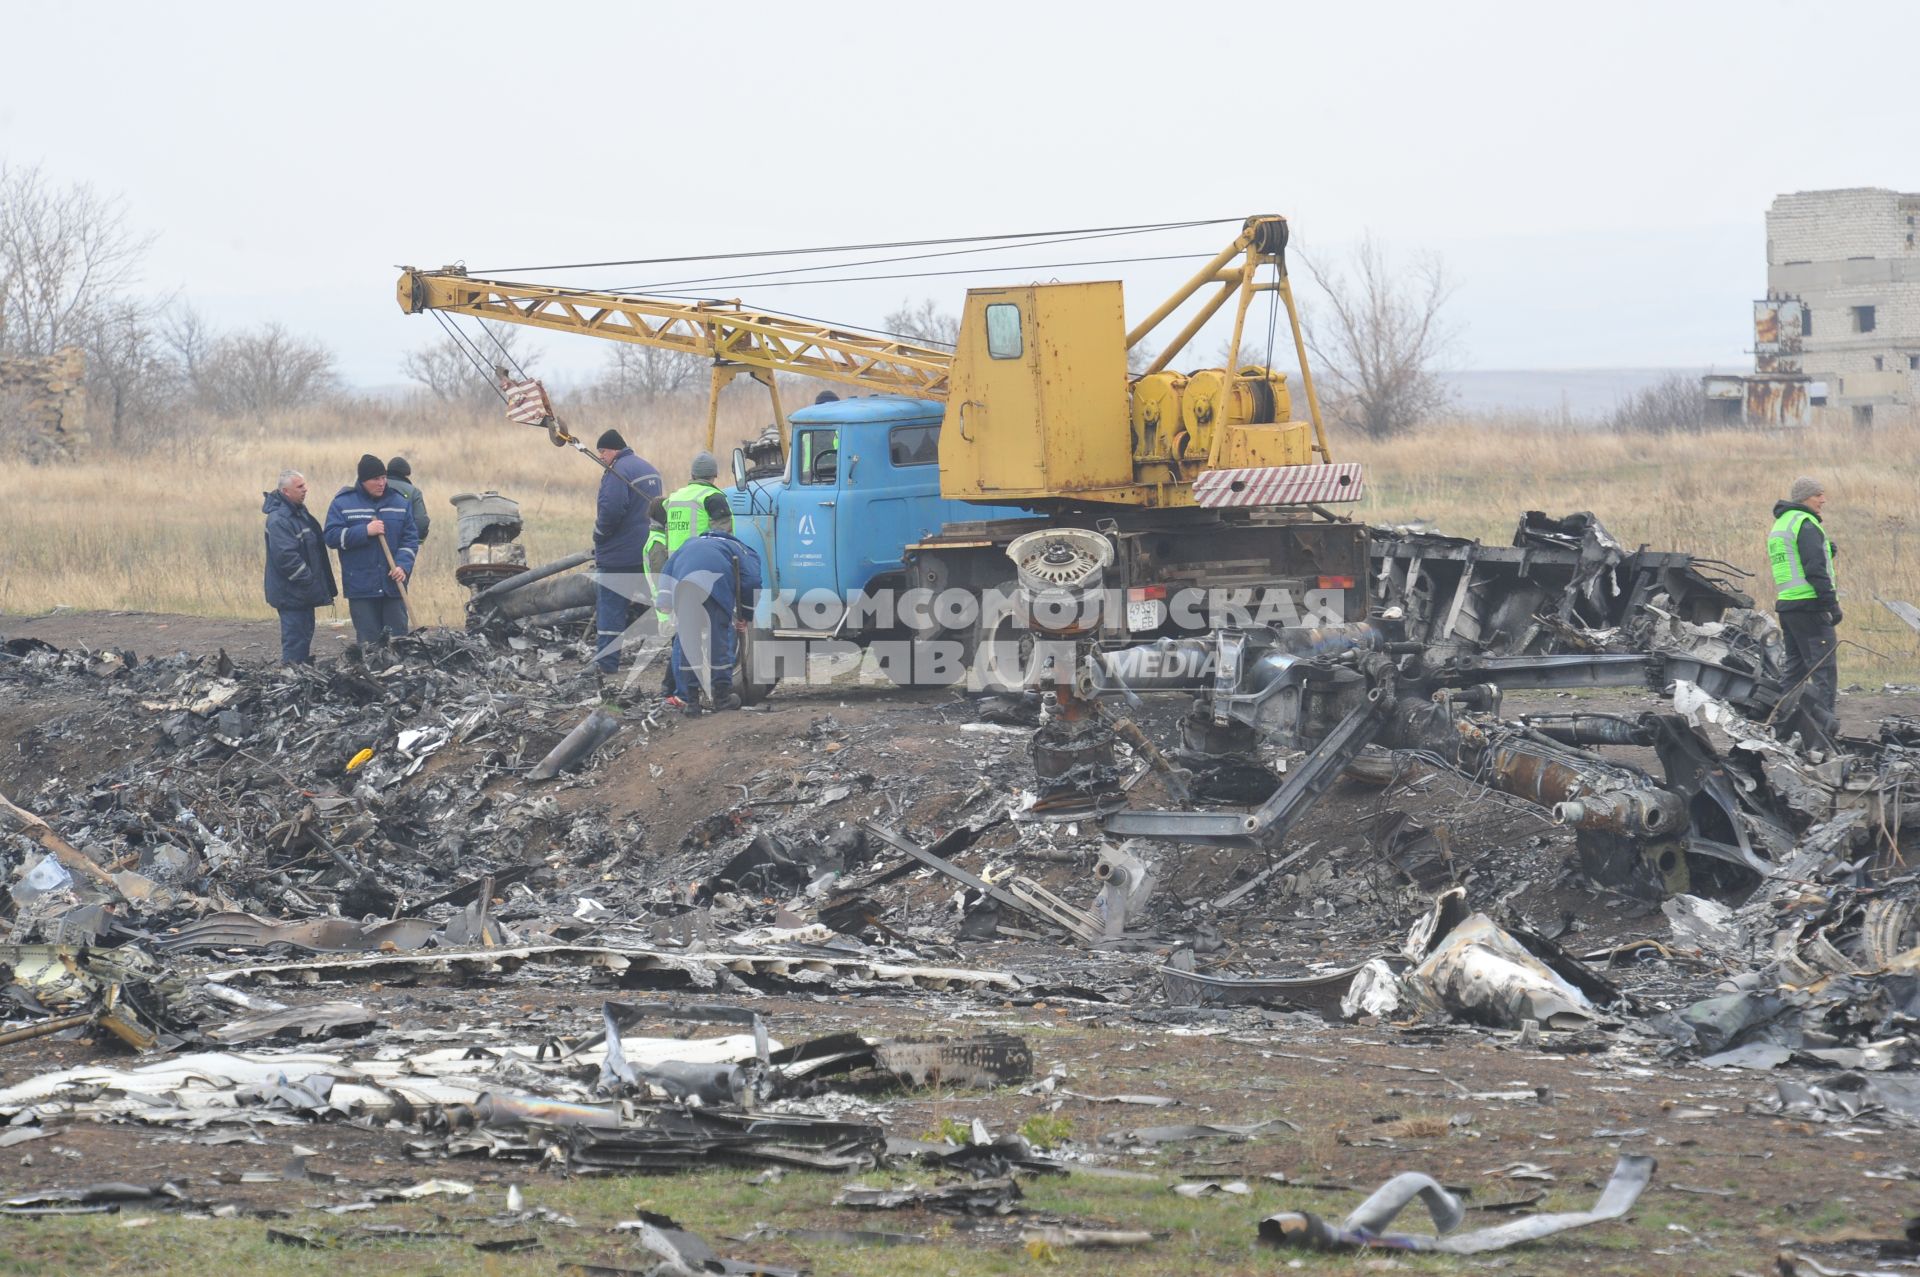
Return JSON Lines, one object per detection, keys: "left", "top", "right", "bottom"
{"left": 0, "top": 394, "right": 732, "bottom": 631}
{"left": 2, "top": 396, "right": 1915, "bottom": 678}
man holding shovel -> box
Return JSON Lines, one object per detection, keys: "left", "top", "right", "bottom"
{"left": 324, "top": 453, "right": 420, "bottom": 647}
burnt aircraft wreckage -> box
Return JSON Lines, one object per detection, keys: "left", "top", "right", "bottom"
{"left": 995, "top": 510, "right": 1904, "bottom": 903}
{"left": 7, "top": 504, "right": 1920, "bottom": 1265}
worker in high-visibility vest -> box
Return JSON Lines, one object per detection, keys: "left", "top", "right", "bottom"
{"left": 1768, "top": 475, "right": 1841, "bottom": 740}
{"left": 648, "top": 452, "right": 735, "bottom": 695}
{"left": 661, "top": 451, "right": 732, "bottom": 554}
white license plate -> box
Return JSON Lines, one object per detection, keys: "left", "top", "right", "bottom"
{"left": 1126, "top": 599, "right": 1163, "bottom": 632}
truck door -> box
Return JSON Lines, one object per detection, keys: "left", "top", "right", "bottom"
{"left": 776, "top": 425, "right": 840, "bottom": 607}
{"left": 855, "top": 420, "right": 945, "bottom": 581}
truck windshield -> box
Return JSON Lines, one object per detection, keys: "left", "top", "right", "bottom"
{"left": 796, "top": 429, "right": 839, "bottom": 484}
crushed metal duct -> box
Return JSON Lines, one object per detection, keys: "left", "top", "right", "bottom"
{"left": 1259, "top": 1154, "right": 1654, "bottom": 1253}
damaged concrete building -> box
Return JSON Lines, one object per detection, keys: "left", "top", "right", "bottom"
{"left": 1709, "top": 187, "right": 1920, "bottom": 428}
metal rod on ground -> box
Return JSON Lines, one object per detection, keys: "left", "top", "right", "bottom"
{"left": 0, "top": 1013, "right": 94, "bottom": 1047}
{"left": 377, "top": 535, "right": 414, "bottom": 631}
{"left": 0, "top": 790, "right": 126, "bottom": 901}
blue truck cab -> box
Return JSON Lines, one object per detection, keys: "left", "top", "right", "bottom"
{"left": 726, "top": 395, "right": 1025, "bottom": 634}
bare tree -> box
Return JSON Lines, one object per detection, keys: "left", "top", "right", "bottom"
{"left": 162, "top": 302, "right": 217, "bottom": 394}
{"left": 0, "top": 163, "right": 153, "bottom": 358}
{"left": 81, "top": 296, "right": 180, "bottom": 446}
{"left": 592, "top": 341, "right": 706, "bottom": 401}
{"left": 1302, "top": 235, "right": 1457, "bottom": 440}
{"left": 401, "top": 320, "right": 538, "bottom": 404}
{"left": 1607, "top": 372, "right": 1708, "bottom": 434}
{"left": 197, "top": 322, "right": 338, "bottom": 418}
{"left": 1215, "top": 336, "right": 1278, "bottom": 371}
{"left": 883, "top": 297, "right": 959, "bottom": 349}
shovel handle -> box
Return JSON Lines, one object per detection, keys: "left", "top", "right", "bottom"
{"left": 376, "top": 533, "right": 414, "bottom": 631}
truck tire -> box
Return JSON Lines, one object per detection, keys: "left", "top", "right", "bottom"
{"left": 970, "top": 609, "right": 1033, "bottom": 695}
{"left": 737, "top": 626, "right": 776, "bottom": 706}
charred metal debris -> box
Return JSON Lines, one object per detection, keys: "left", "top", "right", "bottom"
{"left": 0, "top": 508, "right": 1919, "bottom": 1256}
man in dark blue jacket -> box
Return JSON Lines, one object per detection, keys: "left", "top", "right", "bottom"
{"left": 591, "top": 429, "right": 664, "bottom": 678}
{"left": 323, "top": 454, "right": 421, "bottom": 646}
{"left": 662, "top": 530, "right": 763, "bottom": 712}
{"left": 262, "top": 469, "right": 337, "bottom": 664}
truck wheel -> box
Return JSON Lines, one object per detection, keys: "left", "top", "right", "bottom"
{"left": 736, "top": 626, "right": 776, "bottom": 705}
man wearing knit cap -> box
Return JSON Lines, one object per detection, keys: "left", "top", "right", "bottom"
{"left": 323, "top": 454, "right": 421, "bottom": 646}
{"left": 386, "top": 456, "right": 431, "bottom": 543}
{"left": 660, "top": 450, "right": 733, "bottom": 557}
{"left": 1768, "top": 475, "right": 1841, "bottom": 739}
{"left": 591, "top": 429, "right": 664, "bottom": 682}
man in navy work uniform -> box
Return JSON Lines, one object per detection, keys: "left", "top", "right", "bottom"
{"left": 590, "top": 429, "right": 664, "bottom": 682}
{"left": 1768, "top": 475, "right": 1841, "bottom": 741}
{"left": 662, "top": 529, "right": 762, "bottom": 713}
{"left": 323, "top": 454, "right": 420, "bottom": 646}
{"left": 262, "top": 469, "right": 337, "bottom": 664}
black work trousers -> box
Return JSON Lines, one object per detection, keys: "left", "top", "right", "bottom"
{"left": 1778, "top": 609, "right": 1839, "bottom": 734}
{"left": 348, "top": 596, "right": 409, "bottom": 646}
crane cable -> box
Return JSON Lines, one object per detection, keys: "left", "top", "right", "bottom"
{"left": 468, "top": 217, "right": 1238, "bottom": 276}
{"left": 431, "top": 306, "right": 652, "bottom": 500}
{"left": 599, "top": 250, "right": 1218, "bottom": 294}
{"left": 428, "top": 309, "right": 510, "bottom": 403}
{"left": 607, "top": 222, "right": 1231, "bottom": 294}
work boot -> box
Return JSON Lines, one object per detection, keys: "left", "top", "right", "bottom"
{"left": 712, "top": 691, "right": 742, "bottom": 711}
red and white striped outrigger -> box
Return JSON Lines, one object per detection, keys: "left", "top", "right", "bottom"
{"left": 1191, "top": 461, "right": 1365, "bottom": 509}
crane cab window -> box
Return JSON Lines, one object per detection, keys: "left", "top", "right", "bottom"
{"left": 888, "top": 424, "right": 940, "bottom": 467}
{"left": 985, "top": 303, "right": 1023, "bottom": 359}
{"left": 796, "top": 429, "right": 838, "bottom": 485}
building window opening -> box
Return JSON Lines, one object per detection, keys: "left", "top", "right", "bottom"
{"left": 1854, "top": 305, "right": 1877, "bottom": 333}
{"left": 1875, "top": 355, "right": 1885, "bottom": 371}
{"left": 1853, "top": 405, "right": 1874, "bottom": 428}
{"left": 1802, "top": 308, "right": 1812, "bottom": 336}
{"left": 1910, "top": 355, "right": 1919, "bottom": 370}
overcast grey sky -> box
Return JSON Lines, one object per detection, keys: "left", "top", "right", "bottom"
{"left": 3, "top": 0, "right": 1911, "bottom": 388}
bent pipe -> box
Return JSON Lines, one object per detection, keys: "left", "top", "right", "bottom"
{"left": 469, "top": 547, "right": 594, "bottom": 608}
{"left": 487, "top": 569, "right": 600, "bottom": 621}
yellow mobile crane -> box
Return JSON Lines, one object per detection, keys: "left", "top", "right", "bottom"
{"left": 397, "top": 216, "right": 1371, "bottom": 656}
{"left": 398, "top": 215, "right": 1359, "bottom": 507}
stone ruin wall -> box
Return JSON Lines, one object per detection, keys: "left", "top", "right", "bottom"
{"left": 0, "top": 347, "right": 87, "bottom": 459}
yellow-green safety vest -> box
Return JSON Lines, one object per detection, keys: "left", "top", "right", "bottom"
{"left": 1768, "top": 508, "right": 1834, "bottom": 602}
{"left": 664, "top": 482, "right": 722, "bottom": 554}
